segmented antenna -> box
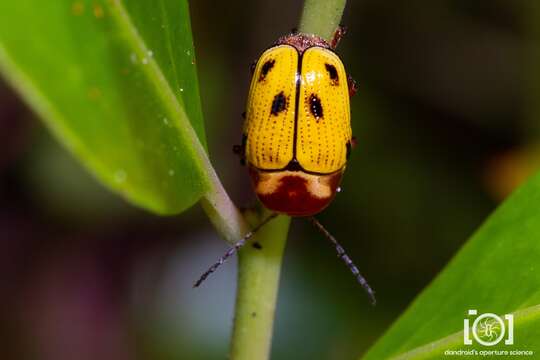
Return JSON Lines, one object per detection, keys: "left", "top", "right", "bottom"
{"left": 308, "top": 217, "right": 376, "bottom": 305}
{"left": 194, "top": 213, "right": 278, "bottom": 287}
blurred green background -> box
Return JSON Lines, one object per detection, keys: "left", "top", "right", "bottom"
{"left": 1, "top": 0, "right": 538, "bottom": 359}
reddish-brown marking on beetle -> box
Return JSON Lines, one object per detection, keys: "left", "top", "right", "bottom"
{"left": 275, "top": 33, "right": 330, "bottom": 54}
{"left": 248, "top": 166, "right": 343, "bottom": 216}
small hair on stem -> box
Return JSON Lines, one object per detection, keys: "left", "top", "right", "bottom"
{"left": 308, "top": 217, "right": 376, "bottom": 305}
{"left": 194, "top": 213, "right": 279, "bottom": 288}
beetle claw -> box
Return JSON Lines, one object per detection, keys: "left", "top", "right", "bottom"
{"left": 347, "top": 75, "right": 358, "bottom": 97}
{"left": 330, "top": 25, "right": 348, "bottom": 49}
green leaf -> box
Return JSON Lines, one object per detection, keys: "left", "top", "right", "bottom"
{"left": 363, "top": 173, "right": 540, "bottom": 359}
{"left": 0, "top": 0, "right": 209, "bottom": 214}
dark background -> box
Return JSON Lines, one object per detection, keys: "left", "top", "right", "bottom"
{"left": 1, "top": 1, "right": 538, "bottom": 359}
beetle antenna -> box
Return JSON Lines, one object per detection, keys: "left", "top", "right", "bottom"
{"left": 308, "top": 217, "right": 376, "bottom": 305}
{"left": 194, "top": 213, "right": 279, "bottom": 288}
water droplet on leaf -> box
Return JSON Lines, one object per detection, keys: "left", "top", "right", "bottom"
{"left": 115, "top": 170, "right": 127, "bottom": 183}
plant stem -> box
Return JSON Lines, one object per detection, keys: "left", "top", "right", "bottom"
{"left": 230, "top": 211, "right": 291, "bottom": 360}
{"left": 200, "top": 171, "right": 249, "bottom": 245}
{"left": 299, "top": 0, "right": 347, "bottom": 41}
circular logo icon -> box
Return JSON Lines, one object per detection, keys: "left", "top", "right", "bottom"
{"left": 472, "top": 313, "right": 505, "bottom": 346}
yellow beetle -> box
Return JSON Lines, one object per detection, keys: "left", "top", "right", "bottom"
{"left": 237, "top": 31, "right": 356, "bottom": 216}
{"left": 198, "top": 30, "right": 375, "bottom": 304}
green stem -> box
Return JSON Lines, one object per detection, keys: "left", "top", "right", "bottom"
{"left": 230, "top": 211, "right": 291, "bottom": 360}
{"left": 299, "top": 0, "right": 347, "bottom": 41}
{"left": 200, "top": 172, "right": 249, "bottom": 245}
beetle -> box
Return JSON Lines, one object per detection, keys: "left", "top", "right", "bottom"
{"left": 196, "top": 29, "right": 375, "bottom": 304}
{"left": 236, "top": 30, "right": 356, "bottom": 216}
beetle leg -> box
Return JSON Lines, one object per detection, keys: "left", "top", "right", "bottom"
{"left": 330, "top": 25, "right": 348, "bottom": 49}
{"left": 232, "top": 144, "right": 246, "bottom": 166}
{"left": 346, "top": 137, "right": 358, "bottom": 159}
{"left": 232, "top": 134, "right": 247, "bottom": 166}
{"left": 347, "top": 75, "right": 358, "bottom": 97}
{"left": 250, "top": 60, "right": 257, "bottom": 75}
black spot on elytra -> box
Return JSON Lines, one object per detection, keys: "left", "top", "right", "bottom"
{"left": 271, "top": 91, "right": 287, "bottom": 115}
{"left": 251, "top": 312, "right": 257, "bottom": 318}
{"left": 258, "top": 59, "right": 275, "bottom": 81}
{"left": 325, "top": 64, "right": 339, "bottom": 85}
{"left": 309, "top": 94, "right": 323, "bottom": 120}
{"left": 252, "top": 242, "right": 262, "bottom": 250}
